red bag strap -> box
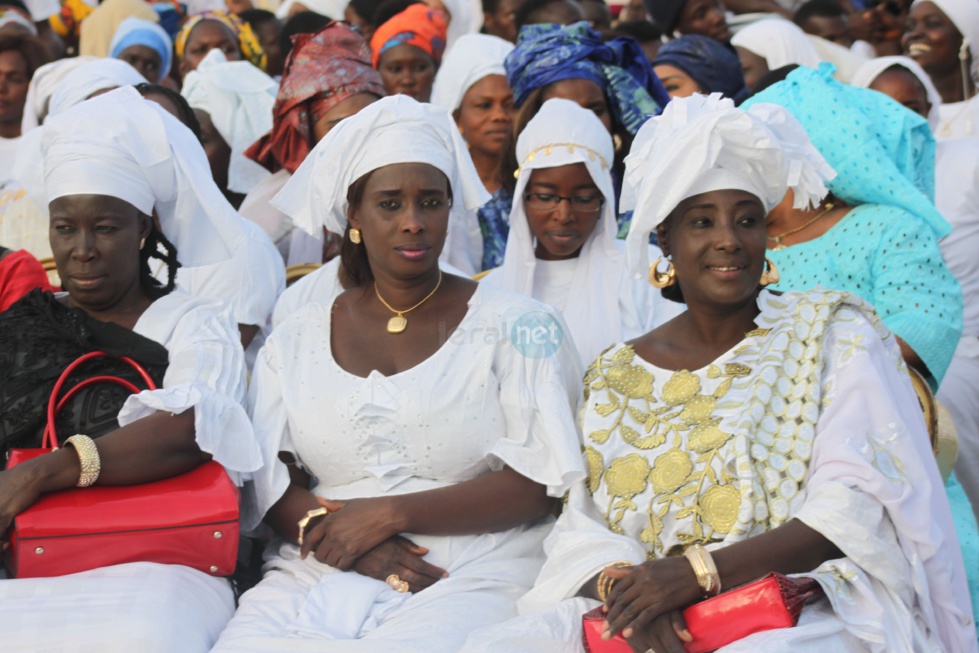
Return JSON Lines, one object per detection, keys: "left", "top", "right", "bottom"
{"left": 43, "top": 351, "right": 159, "bottom": 449}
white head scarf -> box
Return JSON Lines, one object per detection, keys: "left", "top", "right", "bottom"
{"left": 622, "top": 93, "right": 835, "bottom": 279}
{"left": 912, "top": 0, "right": 979, "bottom": 83}
{"left": 109, "top": 17, "right": 174, "bottom": 80}
{"left": 496, "top": 98, "right": 620, "bottom": 364}
{"left": 13, "top": 86, "right": 245, "bottom": 267}
{"left": 851, "top": 56, "right": 943, "bottom": 132}
{"left": 731, "top": 18, "right": 821, "bottom": 71}
{"left": 441, "top": 0, "right": 484, "bottom": 50}
{"left": 181, "top": 49, "right": 277, "bottom": 195}
{"left": 431, "top": 34, "right": 514, "bottom": 113}
{"left": 20, "top": 56, "right": 97, "bottom": 133}
{"left": 47, "top": 58, "right": 148, "bottom": 119}
{"left": 272, "top": 93, "right": 489, "bottom": 253}
{"left": 275, "top": 0, "right": 347, "bottom": 19}
{"left": 0, "top": 8, "right": 37, "bottom": 35}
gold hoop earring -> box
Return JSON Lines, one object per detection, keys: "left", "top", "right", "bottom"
{"left": 760, "top": 258, "right": 780, "bottom": 286}
{"left": 648, "top": 256, "right": 676, "bottom": 289}
{"left": 349, "top": 228, "right": 362, "bottom": 244}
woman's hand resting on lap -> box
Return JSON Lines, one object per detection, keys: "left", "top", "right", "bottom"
{"left": 601, "top": 558, "right": 701, "bottom": 643}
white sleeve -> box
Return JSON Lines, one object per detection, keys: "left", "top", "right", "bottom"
{"left": 117, "top": 299, "right": 262, "bottom": 489}
{"left": 489, "top": 305, "right": 586, "bottom": 498}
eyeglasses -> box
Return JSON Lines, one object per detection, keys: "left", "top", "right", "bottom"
{"left": 523, "top": 192, "right": 604, "bottom": 214}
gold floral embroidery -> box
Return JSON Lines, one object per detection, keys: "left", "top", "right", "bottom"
{"left": 587, "top": 346, "right": 748, "bottom": 552}
{"left": 585, "top": 446, "right": 604, "bottom": 493}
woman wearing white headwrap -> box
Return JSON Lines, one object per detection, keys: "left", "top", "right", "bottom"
{"left": 462, "top": 93, "right": 976, "bottom": 653}
{"left": 903, "top": 0, "right": 979, "bottom": 139}
{"left": 731, "top": 18, "right": 821, "bottom": 89}
{"left": 19, "top": 55, "right": 95, "bottom": 132}
{"left": 181, "top": 48, "right": 277, "bottom": 205}
{"left": 0, "top": 87, "right": 262, "bottom": 653}
{"left": 46, "top": 57, "right": 148, "bottom": 119}
{"left": 212, "top": 94, "right": 584, "bottom": 653}
{"left": 431, "top": 32, "right": 515, "bottom": 270}
{"left": 480, "top": 98, "right": 681, "bottom": 368}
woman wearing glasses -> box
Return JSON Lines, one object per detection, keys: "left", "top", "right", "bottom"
{"left": 480, "top": 99, "right": 681, "bottom": 368}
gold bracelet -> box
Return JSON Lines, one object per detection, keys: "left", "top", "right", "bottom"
{"left": 683, "top": 544, "right": 721, "bottom": 597}
{"left": 596, "top": 561, "right": 634, "bottom": 602}
{"left": 65, "top": 434, "right": 100, "bottom": 487}
{"left": 297, "top": 507, "right": 329, "bottom": 546}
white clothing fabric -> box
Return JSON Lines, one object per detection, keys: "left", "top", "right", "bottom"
{"left": 272, "top": 94, "right": 488, "bottom": 276}
{"left": 851, "top": 39, "right": 876, "bottom": 59}
{"left": 805, "top": 34, "right": 867, "bottom": 83}
{"left": 275, "top": 0, "right": 346, "bottom": 19}
{"left": 431, "top": 33, "right": 513, "bottom": 114}
{"left": 0, "top": 563, "right": 235, "bottom": 653}
{"left": 214, "top": 282, "right": 586, "bottom": 651}
{"left": 46, "top": 58, "right": 148, "bottom": 119}
{"left": 464, "top": 289, "right": 977, "bottom": 652}
{"left": 173, "top": 217, "right": 286, "bottom": 370}
{"left": 0, "top": 180, "right": 50, "bottom": 260}
{"left": 0, "top": 9, "right": 36, "bottom": 34}
{"left": 0, "top": 291, "right": 262, "bottom": 651}
{"left": 529, "top": 257, "right": 576, "bottom": 314}
{"left": 14, "top": 87, "right": 245, "bottom": 268}
{"left": 485, "top": 98, "right": 681, "bottom": 367}
{"left": 937, "top": 96, "right": 979, "bottom": 140}
{"left": 442, "top": 0, "right": 483, "bottom": 50}
{"left": 20, "top": 56, "right": 96, "bottom": 133}
{"left": 0, "top": 135, "right": 19, "bottom": 180}
{"left": 181, "top": 49, "right": 277, "bottom": 195}
{"left": 21, "top": 0, "right": 59, "bottom": 21}
{"left": 622, "top": 93, "right": 834, "bottom": 280}
{"left": 851, "top": 56, "right": 942, "bottom": 131}
{"left": 730, "top": 18, "right": 821, "bottom": 71}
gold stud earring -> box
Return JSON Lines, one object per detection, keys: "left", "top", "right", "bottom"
{"left": 760, "top": 257, "right": 780, "bottom": 286}
{"left": 648, "top": 256, "right": 676, "bottom": 289}
{"left": 349, "top": 228, "right": 361, "bottom": 244}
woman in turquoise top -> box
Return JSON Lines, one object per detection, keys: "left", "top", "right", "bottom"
{"left": 744, "top": 63, "right": 977, "bottom": 621}
{"left": 744, "top": 64, "right": 962, "bottom": 392}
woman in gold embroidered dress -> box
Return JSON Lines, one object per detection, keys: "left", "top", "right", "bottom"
{"left": 461, "top": 94, "right": 976, "bottom": 653}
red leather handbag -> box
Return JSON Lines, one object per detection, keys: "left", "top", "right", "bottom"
{"left": 4, "top": 351, "right": 240, "bottom": 579}
{"left": 582, "top": 573, "right": 823, "bottom": 653}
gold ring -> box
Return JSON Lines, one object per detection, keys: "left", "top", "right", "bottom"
{"left": 386, "top": 574, "right": 409, "bottom": 593}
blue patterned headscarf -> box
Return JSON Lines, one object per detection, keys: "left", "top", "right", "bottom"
{"left": 505, "top": 21, "right": 669, "bottom": 135}
{"left": 652, "top": 35, "right": 748, "bottom": 104}
{"left": 744, "top": 63, "right": 949, "bottom": 239}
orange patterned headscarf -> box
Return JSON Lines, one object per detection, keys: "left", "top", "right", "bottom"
{"left": 369, "top": 4, "right": 447, "bottom": 68}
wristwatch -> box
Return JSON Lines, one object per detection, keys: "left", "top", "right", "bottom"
{"left": 297, "top": 507, "right": 329, "bottom": 546}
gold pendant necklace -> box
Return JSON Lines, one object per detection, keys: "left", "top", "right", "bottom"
{"left": 766, "top": 203, "right": 835, "bottom": 251}
{"left": 374, "top": 271, "right": 444, "bottom": 334}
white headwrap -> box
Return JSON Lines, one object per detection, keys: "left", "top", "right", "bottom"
{"left": 20, "top": 56, "right": 97, "bottom": 133}
{"left": 275, "top": 0, "right": 347, "bottom": 19}
{"left": 441, "top": 0, "right": 484, "bottom": 50}
{"left": 431, "top": 34, "right": 514, "bottom": 114}
{"left": 851, "top": 56, "right": 943, "bottom": 132}
{"left": 913, "top": 0, "right": 979, "bottom": 83}
{"left": 109, "top": 16, "right": 174, "bottom": 79}
{"left": 272, "top": 94, "right": 489, "bottom": 262}
{"left": 13, "top": 86, "right": 245, "bottom": 267}
{"left": 181, "top": 49, "right": 277, "bottom": 195}
{"left": 731, "top": 18, "right": 821, "bottom": 71}
{"left": 47, "top": 58, "right": 148, "bottom": 119}
{"left": 497, "top": 97, "right": 621, "bottom": 365}
{"left": 0, "top": 8, "right": 38, "bottom": 35}
{"left": 622, "top": 93, "right": 835, "bottom": 279}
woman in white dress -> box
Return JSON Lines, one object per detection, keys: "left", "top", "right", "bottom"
{"left": 212, "top": 95, "right": 585, "bottom": 653}
{"left": 0, "top": 87, "right": 262, "bottom": 653}
{"left": 463, "top": 94, "right": 976, "bottom": 652}
{"left": 480, "top": 98, "right": 681, "bottom": 369}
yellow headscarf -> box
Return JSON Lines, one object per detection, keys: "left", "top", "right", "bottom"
{"left": 175, "top": 11, "right": 267, "bottom": 72}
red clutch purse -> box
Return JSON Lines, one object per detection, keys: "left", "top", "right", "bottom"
{"left": 3, "top": 351, "right": 240, "bottom": 579}
{"left": 582, "top": 573, "right": 823, "bottom": 653}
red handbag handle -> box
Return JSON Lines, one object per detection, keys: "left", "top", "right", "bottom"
{"left": 43, "top": 351, "right": 158, "bottom": 449}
